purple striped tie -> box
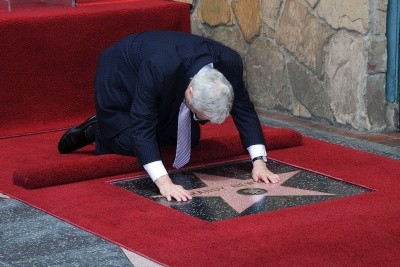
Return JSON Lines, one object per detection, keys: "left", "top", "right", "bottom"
{"left": 173, "top": 102, "right": 191, "bottom": 169}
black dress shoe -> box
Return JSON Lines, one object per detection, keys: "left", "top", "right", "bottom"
{"left": 58, "top": 115, "right": 97, "bottom": 154}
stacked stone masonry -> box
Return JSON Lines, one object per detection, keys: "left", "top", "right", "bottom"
{"left": 186, "top": 0, "right": 396, "bottom": 132}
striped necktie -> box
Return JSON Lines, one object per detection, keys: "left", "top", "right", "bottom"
{"left": 173, "top": 102, "right": 191, "bottom": 169}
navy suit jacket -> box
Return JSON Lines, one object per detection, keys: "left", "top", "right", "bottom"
{"left": 94, "top": 30, "right": 265, "bottom": 166}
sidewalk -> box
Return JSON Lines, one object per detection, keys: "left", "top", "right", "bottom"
{"left": 257, "top": 109, "right": 400, "bottom": 160}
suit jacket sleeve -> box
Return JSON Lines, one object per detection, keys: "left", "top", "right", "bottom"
{"left": 130, "top": 59, "right": 166, "bottom": 166}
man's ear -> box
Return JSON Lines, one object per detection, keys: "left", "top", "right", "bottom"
{"left": 184, "top": 86, "right": 194, "bottom": 103}
{"left": 188, "top": 86, "right": 194, "bottom": 96}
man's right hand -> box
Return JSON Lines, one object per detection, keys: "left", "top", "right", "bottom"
{"left": 154, "top": 174, "right": 192, "bottom": 202}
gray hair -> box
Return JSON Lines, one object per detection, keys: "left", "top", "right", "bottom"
{"left": 189, "top": 68, "right": 234, "bottom": 123}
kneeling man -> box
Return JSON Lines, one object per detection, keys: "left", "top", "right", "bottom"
{"left": 58, "top": 30, "right": 280, "bottom": 201}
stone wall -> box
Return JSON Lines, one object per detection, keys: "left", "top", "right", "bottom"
{"left": 186, "top": 0, "right": 397, "bottom": 132}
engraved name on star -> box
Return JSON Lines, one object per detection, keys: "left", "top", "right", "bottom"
{"left": 185, "top": 171, "right": 334, "bottom": 213}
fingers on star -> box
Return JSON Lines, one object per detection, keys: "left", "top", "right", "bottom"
{"left": 170, "top": 187, "right": 192, "bottom": 202}
{"left": 268, "top": 173, "right": 280, "bottom": 183}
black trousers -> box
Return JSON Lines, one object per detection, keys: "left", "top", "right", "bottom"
{"left": 95, "top": 120, "right": 201, "bottom": 157}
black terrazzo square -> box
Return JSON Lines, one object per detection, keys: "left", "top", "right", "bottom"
{"left": 112, "top": 160, "right": 373, "bottom": 222}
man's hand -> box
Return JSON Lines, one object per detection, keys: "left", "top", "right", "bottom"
{"left": 154, "top": 174, "right": 193, "bottom": 202}
{"left": 252, "top": 159, "right": 280, "bottom": 183}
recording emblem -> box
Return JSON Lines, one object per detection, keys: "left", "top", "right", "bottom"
{"left": 237, "top": 188, "right": 267, "bottom": 195}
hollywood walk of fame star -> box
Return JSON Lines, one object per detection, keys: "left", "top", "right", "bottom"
{"left": 113, "top": 160, "right": 373, "bottom": 221}
{"left": 156, "top": 170, "right": 334, "bottom": 213}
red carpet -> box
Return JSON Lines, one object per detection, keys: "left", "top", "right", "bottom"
{"left": 1, "top": 133, "right": 400, "bottom": 266}
{"left": 0, "top": 0, "right": 190, "bottom": 138}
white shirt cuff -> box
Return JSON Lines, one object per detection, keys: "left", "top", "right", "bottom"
{"left": 247, "top": 144, "right": 267, "bottom": 160}
{"left": 143, "top": 161, "right": 168, "bottom": 182}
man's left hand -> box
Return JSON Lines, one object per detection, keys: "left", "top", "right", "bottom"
{"left": 251, "top": 159, "right": 280, "bottom": 183}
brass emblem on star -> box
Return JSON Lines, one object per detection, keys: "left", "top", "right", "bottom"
{"left": 237, "top": 188, "right": 267, "bottom": 195}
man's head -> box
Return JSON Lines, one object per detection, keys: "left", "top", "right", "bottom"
{"left": 185, "top": 68, "right": 234, "bottom": 123}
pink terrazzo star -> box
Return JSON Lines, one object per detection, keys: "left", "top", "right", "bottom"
{"left": 186, "top": 171, "right": 334, "bottom": 213}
